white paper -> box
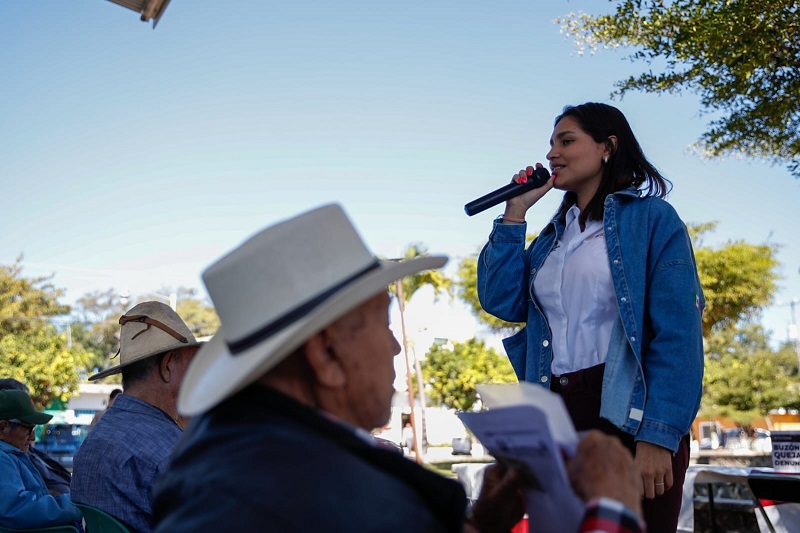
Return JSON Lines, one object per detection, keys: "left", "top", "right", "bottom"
{"left": 458, "top": 384, "right": 583, "bottom": 533}
{"left": 476, "top": 382, "right": 578, "bottom": 453}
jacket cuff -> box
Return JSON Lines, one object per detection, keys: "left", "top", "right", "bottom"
{"left": 635, "top": 419, "right": 684, "bottom": 453}
{"left": 489, "top": 218, "right": 527, "bottom": 241}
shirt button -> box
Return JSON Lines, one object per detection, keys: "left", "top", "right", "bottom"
{"left": 542, "top": 340, "right": 549, "bottom": 347}
{"left": 630, "top": 336, "right": 636, "bottom": 342}
{"left": 620, "top": 297, "right": 627, "bottom": 302}
{"left": 559, "top": 376, "right": 569, "bottom": 386}
{"left": 613, "top": 259, "right": 619, "bottom": 265}
{"left": 540, "top": 376, "right": 548, "bottom": 383}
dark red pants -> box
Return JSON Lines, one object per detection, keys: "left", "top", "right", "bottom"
{"left": 551, "top": 363, "right": 689, "bottom": 533}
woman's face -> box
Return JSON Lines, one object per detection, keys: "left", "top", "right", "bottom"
{"left": 546, "top": 116, "right": 609, "bottom": 202}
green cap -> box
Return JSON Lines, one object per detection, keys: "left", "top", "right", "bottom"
{"left": 0, "top": 390, "right": 52, "bottom": 425}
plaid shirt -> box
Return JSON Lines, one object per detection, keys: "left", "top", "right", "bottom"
{"left": 71, "top": 394, "right": 182, "bottom": 533}
{"left": 579, "top": 498, "right": 645, "bottom": 533}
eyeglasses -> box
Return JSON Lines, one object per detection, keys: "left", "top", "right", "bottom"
{"left": 8, "top": 419, "right": 36, "bottom": 435}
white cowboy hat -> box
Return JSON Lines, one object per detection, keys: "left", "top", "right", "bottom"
{"left": 178, "top": 204, "right": 447, "bottom": 416}
{"left": 89, "top": 301, "right": 201, "bottom": 381}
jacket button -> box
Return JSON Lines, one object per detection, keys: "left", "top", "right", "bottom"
{"left": 542, "top": 340, "right": 549, "bottom": 347}
{"left": 630, "top": 336, "right": 636, "bottom": 342}
{"left": 613, "top": 259, "right": 619, "bottom": 265}
{"left": 559, "top": 376, "right": 569, "bottom": 386}
{"left": 540, "top": 376, "right": 548, "bottom": 383}
{"left": 620, "top": 297, "right": 627, "bottom": 302}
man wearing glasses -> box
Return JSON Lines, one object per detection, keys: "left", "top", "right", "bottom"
{"left": 0, "top": 378, "right": 73, "bottom": 496}
{"left": 71, "top": 301, "right": 201, "bottom": 533}
{"left": 0, "top": 389, "right": 82, "bottom": 529}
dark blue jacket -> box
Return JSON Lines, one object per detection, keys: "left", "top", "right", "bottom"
{"left": 152, "top": 386, "right": 467, "bottom": 532}
{"left": 29, "top": 446, "right": 71, "bottom": 496}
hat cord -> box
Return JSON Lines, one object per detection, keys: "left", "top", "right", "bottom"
{"left": 119, "top": 314, "right": 189, "bottom": 344}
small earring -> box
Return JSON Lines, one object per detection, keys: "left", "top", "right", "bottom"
{"left": 603, "top": 156, "right": 609, "bottom": 164}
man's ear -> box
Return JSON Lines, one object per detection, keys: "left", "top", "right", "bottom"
{"left": 159, "top": 352, "right": 174, "bottom": 383}
{"left": 303, "top": 333, "right": 346, "bottom": 388}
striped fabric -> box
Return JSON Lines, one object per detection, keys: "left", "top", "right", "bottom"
{"left": 579, "top": 498, "right": 645, "bottom": 533}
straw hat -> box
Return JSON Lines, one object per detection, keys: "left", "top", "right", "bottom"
{"left": 90, "top": 301, "right": 201, "bottom": 381}
{"left": 179, "top": 204, "right": 447, "bottom": 416}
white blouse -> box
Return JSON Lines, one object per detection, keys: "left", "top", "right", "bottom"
{"left": 533, "top": 205, "right": 619, "bottom": 375}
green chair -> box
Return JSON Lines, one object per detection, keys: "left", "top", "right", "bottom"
{"left": 0, "top": 525, "right": 79, "bottom": 533}
{"left": 72, "top": 505, "right": 131, "bottom": 533}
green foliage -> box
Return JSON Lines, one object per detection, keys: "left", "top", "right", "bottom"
{"left": 0, "top": 257, "right": 69, "bottom": 336}
{"left": 70, "top": 289, "right": 128, "bottom": 372}
{"left": 0, "top": 328, "right": 92, "bottom": 409}
{"left": 702, "top": 324, "right": 799, "bottom": 427}
{"left": 421, "top": 338, "right": 517, "bottom": 411}
{"left": 688, "top": 223, "right": 779, "bottom": 336}
{"left": 172, "top": 287, "right": 220, "bottom": 338}
{"left": 558, "top": 0, "right": 800, "bottom": 177}
{"left": 0, "top": 259, "right": 90, "bottom": 408}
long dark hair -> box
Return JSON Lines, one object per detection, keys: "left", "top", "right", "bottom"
{"left": 554, "top": 102, "right": 671, "bottom": 224}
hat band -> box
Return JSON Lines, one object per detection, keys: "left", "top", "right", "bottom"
{"left": 227, "top": 260, "right": 381, "bottom": 355}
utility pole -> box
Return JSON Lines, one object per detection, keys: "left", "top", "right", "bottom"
{"left": 396, "top": 280, "right": 423, "bottom": 464}
{"left": 789, "top": 298, "right": 800, "bottom": 374}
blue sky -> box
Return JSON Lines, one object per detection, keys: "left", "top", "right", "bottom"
{"left": 2, "top": 0, "right": 799, "bottom": 348}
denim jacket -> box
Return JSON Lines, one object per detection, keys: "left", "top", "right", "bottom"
{"left": 478, "top": 189, "right": 705, "bottom": 452}
{"left": 0, "top": 441, "right": 82, "bottom": 529}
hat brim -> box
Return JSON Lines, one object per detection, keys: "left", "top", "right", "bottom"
{"left": 89, "top": 341, "right": 204, "bottom": 381}
{"left": 19, "top": 411, "right": 53, "bottom": 425}
{"left": 178, "top": 255, "right": 447, "bottom": 416}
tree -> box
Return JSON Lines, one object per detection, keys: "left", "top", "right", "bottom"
{"left": 0, "top": 328, "right": 91, "bottom": 409}
{"left": 0, "top": 258, "right": 90, "bottom": 408}
{"left": 386, "top": 243, "right": 452, "bottom": 460}
{"left": 70, "top": 289, "right": 128, "bottom": 372}
{"left": 171, "top": 287, "right": 220, "bottom": 338}
{"left": 689, "top": 222, "right": 779, "bottom": 337}
{"left": 558, "top": 0, "right": 800, "bottom": 177}
{"left": 702, "top": 323, "right": 799, "bottom": 428}
{"left": 421, "top": 338, "right": 517, "bottom": 412}
{"left": 0, "top": 257, "right": 69, "bottom": 337}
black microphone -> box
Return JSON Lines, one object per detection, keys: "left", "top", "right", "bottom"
{"left": 464, "top": 166, "right": 551, "bottom": 216}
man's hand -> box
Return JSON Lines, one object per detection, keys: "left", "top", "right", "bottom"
{"left": 466, "top": 463, "right": 526, "bottom": 533}
{"left": 567, "top": 431, "right": 642, "bottom": 517}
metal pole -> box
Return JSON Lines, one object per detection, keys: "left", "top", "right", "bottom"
{"left": 791, "top": 299, "right": 800, "bottom": 374}
{"left": 396, "top": 280, "right": 422, "bottom": 464}
{"left": 413, "top": 343, "right": 428, "bottom": 455}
